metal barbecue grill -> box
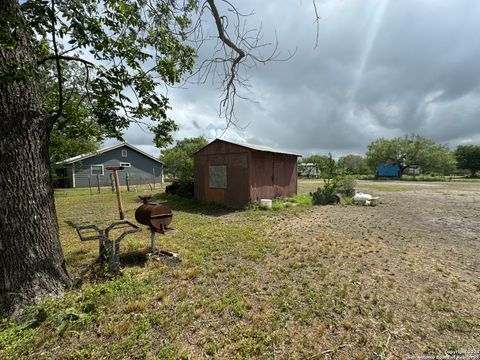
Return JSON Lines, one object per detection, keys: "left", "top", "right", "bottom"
{"left": 135, "top": 195, "right": 173, "bottom": 233}
{"left": 135, "top": 195, "right": 175, "bottom": 253}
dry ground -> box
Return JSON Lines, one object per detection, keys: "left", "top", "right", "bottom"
{"left": 1, "top": 180, "right": 479, "bottom": 359}
{"left": 292, "top": 180, "right": 480, "bottom": 357}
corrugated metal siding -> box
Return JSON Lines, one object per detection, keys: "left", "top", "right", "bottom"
{"left": 194, "top": 141, "right": 250, "bottom": 207}
{"left": 59, "top": 145, "right": 163, "bottom": 188}
{"left": 249, "top": 152, "right": 297, "bottom": 200}
{"left": 194, "top": 140, "right": 298, "bottom": 207}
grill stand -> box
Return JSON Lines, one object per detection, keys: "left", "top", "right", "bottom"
{"left": 76, "top": 220, "right": 141, "bottom": 275}
{"left": 149, "top": 226, "right": 179, "bottom": 263}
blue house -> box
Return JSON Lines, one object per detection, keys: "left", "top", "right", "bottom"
{"left": 376, "top": 163, "right": 401, "bottom": 178}
{"left": 55, "top": 143, "right": 163, "bottom": 188}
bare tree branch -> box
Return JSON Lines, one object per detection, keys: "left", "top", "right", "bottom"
{"left": 313, "top": 0, "right": 321, "bottom": 48}
{"left": 188, "top": 0, "right": 294, "bottom": 134}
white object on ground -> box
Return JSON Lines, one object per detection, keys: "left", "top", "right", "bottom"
{"left": 259, "top": 199, "right": 273, "bottom": 209}
{"left": 353, "top": 192, "right": 379, "bottom": 206}
{"left": 353, "top": 192, "right": 373, "bottom": 202}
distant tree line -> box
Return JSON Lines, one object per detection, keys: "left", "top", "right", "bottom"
{"left": 299, "top": 134, "right": 480, "bottom": 178}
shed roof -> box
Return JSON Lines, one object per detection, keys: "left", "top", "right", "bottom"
{"left": 57, "top": 142, "right": 163, "bottom": 165}
{"left": 195, "top": 139, "right": 302, "bottom": 157}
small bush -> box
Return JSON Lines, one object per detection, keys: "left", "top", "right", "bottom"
{"left": 165, "top": 180, "right": 194, "bottom": 198}
{"left": 341, "top": 196, "right": 354, "bottom": 205}
{"left": 311, "top": 187, "right": 337, "bottom": 205}
{"left": 286, "top": 193, "right": 313, "bottom": 206}
{"left": 336, "top": 176, "right": 357, "bottom": 197}
{"left": 271, "top": 199, "right": 284, "bottom": 211}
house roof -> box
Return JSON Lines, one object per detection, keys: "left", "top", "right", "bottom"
{"left": 57, "top": 143, "right": 163, "bottom": 165}
{"left": 195, "top": 139, "right": 302, "bottom": 157}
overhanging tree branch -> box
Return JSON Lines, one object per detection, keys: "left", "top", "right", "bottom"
{"left": 38, "top": 55, "right": 95, "bottom": 67}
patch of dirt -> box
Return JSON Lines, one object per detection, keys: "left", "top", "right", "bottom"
{"left": 255, "top": 180, "right": 480, "bottom": 357}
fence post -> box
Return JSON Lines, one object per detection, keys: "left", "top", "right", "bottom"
{"left": 88, "top": 176, "right": 92, "bottom": 195}
{"left": 126, "top": 172, "right": 130, "bottom": 192}
{"left": 96, "top": 174, "right": 101, "bottom": 194}
{"left": 112, "top": 169, "right": 125, "bottom": 219}
{"left": 110, "top": 173, "right": 115, "bottom": 192}
{"left": 152, "top": 167, "right": 156, "bottom": 190}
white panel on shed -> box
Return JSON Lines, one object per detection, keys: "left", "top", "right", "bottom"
{"left": 209, "top": 165, "right": 227, "bottom": 188}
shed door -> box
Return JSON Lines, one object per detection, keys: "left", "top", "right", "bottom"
{"left": 274, "top": 160, "right": 296, "bottom": 198}
{"left": 273, "top": 161, "right": 286, "bottom": 197}
{"left": 205, "top": 165, "right": 226, "bottom": 204}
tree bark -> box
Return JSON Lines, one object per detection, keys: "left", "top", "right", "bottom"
{"left": 0, "top": 0, "right": 71, "bottom": 314}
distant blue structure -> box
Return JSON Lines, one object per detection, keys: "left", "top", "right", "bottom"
{"left": 376, "top": 163, "right": 401, "bottom": 178}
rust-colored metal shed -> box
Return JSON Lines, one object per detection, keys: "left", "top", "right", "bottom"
{"left": 194, "top": 139, "right": 301, "bottom": 207}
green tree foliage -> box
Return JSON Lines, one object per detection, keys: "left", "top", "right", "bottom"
{"left": 1, "top": 0, "right": 275, "bottom": 311}
{"left": 311, "top": 153, "right": 356, "bottom": 205}
{"left": 161, "top": 136, "right": 208, "bottom": 180}
{"left": 338, "top": 154, "right": 370, "bottom": 175}
{"left": 301, "top": 154, "right": 332, "bottom": 174}
{"left": 22, "top": 0, "right": 197, "bottom": 147}
{"left": 42, "top": 61, "right": 103, "bottom": 165}
{"left": 366, "top": 134, "right": 456, "bottom": 176}
{"left": 455, "top": 145, "right": 480, "bottom": 177}
{"left": 49, "top": 132, "right": 98, "bottom": 165}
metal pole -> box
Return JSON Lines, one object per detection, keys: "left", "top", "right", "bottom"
{"left": 150, "top": 229, "right": 156, "bottom": 252}
{"left": 88, "top": 176, "right": 92, "bottom": 195}
{"left": 113, "top": 170, "right": 125, "bottom": 220}
{"left": 96, "top": 174, "right": 101, "bottom": 194}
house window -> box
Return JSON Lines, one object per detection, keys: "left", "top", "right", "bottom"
{"left": 209, "top": 165, "right": 227, "bottom": 189}
{"left": 120, "top": 162, "right": 131, "bottom": 168}
{"left": 90, "top": 164, "right": 104, "bottom": 175}
{"left": 121, "top": 149, "right": 127, "bottom": 157}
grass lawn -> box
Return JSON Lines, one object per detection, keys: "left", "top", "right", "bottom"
{"left": 1, "top": 187, "right": 313, "bottom": 359}
{"left": 1, "top": 182, "right": 479, "bottom": 359}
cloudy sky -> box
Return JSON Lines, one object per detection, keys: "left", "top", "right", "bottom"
{"left": 105, "top": 0, "right": 480, "bottom": 158}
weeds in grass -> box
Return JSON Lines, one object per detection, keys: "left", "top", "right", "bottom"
{"left": 1, "top": 181, "right": 479, "bottom": 358}
{"left": 248, "top": 193, "right": 313, "bottom": 211}
{"left": 439, "top": 314, "right": 476, "bottom": 333}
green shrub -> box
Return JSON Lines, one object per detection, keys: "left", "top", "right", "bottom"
{"left": 286, "top": 193, "right": 313, "bottom": 206}
{"left": 310, "top": 153, "right": 358, "bottom": 205}
{"left": 336, "top": 176, "right": 357, "bottom": 197}
{"left": 271, "top": 199, "right": 284, "bottom": 211}
{"left": 311, "top": 187, "right": 337, "bottom": 205}
{"left": 165, "top": 180, "right": 194, "bottom": 198}
{"left": 341, "top": 196, "right": 354, "bottom": 205}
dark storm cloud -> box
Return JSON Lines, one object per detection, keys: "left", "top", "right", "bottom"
{"left": 256, "top": 0, "right": 480, "bottom": 154}
{"left": 120, "top": 0, "right": 480, "bottom": 157}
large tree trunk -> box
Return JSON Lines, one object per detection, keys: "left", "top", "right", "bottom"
{"left": 0, "top": 0, "right": 71, "bottom": 314}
